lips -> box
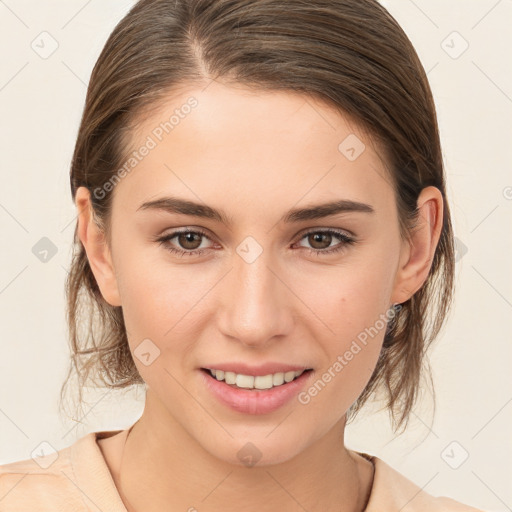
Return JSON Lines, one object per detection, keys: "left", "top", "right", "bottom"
{"left": 199, "top": 365, "right": 314, "bottom": 414}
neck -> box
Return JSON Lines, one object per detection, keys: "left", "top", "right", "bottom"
{"left": 114, "top": 390, "right": 373, "bottom": 512}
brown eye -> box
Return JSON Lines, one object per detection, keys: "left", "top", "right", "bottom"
{"left": 296, "top": 229, "right": 356, "bottom": 256}
{"left": 155, "top": 229, "right": 214, "bottom": 257}
{"left": 307, "top": 232, "right": 333, "bottom": 250}
{"left": 177, "top": 232, "right": 203, "bottom": 250}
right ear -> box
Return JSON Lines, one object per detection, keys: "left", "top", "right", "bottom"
{"left": 75, "top": 187, "right": 122, "bottom": 307}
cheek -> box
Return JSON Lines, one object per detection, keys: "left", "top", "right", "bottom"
{"left": 114, "top": 236, "right": 197, "bottom": 332}
{"left": 113, "top": 246, "right": 217, "bottom": 378}
{"left": 314, "top": 250, "right": 397, "bottom": 339}
{"left": 116, "top": 265, "right": 176, "bottom": 339}
{"left": 299, "top": 284, "right": 389, "bottom": 419}
{"left": 301, "top": 252, "right": 397, "bottom": 407}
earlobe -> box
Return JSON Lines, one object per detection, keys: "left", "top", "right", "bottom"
{"left": 75, "top": 187, "right": 122, "bottom": 307}
{"left": 391, "top": 186, "right": 444, "bottom": 305}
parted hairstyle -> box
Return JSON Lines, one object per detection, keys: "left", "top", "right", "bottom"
{"left": 61, "top": 0, "right": 455, "bottom": 433}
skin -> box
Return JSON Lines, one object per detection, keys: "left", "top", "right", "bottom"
{"left": 75, "top": 80, "right": 443, "bottom": 512}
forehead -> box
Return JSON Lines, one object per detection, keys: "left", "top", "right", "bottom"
{"left": 112, "top": 81, "right": 394, "bottom": 218}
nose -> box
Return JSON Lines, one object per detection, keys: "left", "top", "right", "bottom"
{"left": 217, "top": 246, "right": 294, "bottom": 348}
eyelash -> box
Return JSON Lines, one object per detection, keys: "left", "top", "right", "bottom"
{"left": 155, "top": 228, "right": 355, "bottom": 258}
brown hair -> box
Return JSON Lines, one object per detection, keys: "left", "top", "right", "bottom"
{"left": 61, "top": 0, "right": 455, "bottom": 433}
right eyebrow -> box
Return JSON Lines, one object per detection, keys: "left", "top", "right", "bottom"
{"left": 281, "top": 199, "right": 375, "bottom": 223}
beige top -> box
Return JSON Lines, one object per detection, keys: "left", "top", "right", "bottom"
{"left": 0, "top": 428, "right": 484, "bottom": 511}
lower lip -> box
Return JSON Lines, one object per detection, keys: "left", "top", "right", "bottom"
{"left": 200, "top": 369, "right": 313, "bottom": 415}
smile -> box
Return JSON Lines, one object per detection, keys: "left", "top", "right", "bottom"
{"left": 205, "top": 368, "right": 308, "bottom": 390}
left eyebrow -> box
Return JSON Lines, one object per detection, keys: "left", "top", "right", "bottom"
{"left": 136, "top": 196, "right": 375, "bottom": 227}
{"left": 282, "top": 199, "right": 374, "bottom": 223}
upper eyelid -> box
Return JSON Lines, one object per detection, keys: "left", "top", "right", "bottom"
{"left": 295, "top": 226, "right": 354, "bottom": 239}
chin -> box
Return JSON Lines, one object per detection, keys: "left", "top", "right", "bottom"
{"left": 201, "top": 432, "right": 310, "bottom": 468}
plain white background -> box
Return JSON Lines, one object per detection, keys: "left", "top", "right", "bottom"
{"left": 0, "top": 1, "right": 510, "bottom": 510}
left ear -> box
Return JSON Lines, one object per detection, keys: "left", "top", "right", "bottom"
{"left": 391, "top": 186, "right": 444, "bottom": 305}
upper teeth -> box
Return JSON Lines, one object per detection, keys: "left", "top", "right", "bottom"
{"left": 209, "top": 369, "right": 306, "bottom": 390}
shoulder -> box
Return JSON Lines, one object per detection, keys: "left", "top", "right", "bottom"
{"left": 0, "top": 430, "right": 126, "bottom": 512}
{"left": 0, "top": 440, "right": 85, "bottom": 511}
{"left": 359, "top": 452, "right": 486, "bottom": 512}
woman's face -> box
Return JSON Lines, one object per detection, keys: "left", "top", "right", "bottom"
{"left": 91, "top": 81, "right": 413, "bottom": 465}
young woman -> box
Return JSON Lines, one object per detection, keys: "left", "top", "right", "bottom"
{"left": 0, "top": 1, "right": 484, "bottom": 510}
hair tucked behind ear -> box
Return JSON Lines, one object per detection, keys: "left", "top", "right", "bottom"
{"left": 60, "top": 0, "right": 454, "bottom": 434}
